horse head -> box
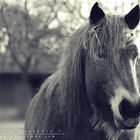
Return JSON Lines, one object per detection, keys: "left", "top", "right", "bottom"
{"left": 85, "top": 2, "right": 140, "bottom": 135}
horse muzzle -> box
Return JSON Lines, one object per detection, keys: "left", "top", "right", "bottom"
{"left": 114, "top": 99, "right": 140, "bottom": 130}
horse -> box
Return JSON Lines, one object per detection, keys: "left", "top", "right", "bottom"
{"left": 25, "top": 2, "right": 140, "bottom": 140}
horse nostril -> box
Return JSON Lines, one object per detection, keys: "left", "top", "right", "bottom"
{"left": 119, "top": 99, "right": 140, "bottom": 120}
{"left": 119, "top": 99, "right": 131, "bottom": 120}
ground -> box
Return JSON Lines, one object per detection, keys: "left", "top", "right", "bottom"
{"left": 0, "top": 107, "right": 25, "bottom": 140}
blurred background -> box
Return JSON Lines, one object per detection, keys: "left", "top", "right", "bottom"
{"left": 0, "top": 0, "right": 140, "bottom": 139}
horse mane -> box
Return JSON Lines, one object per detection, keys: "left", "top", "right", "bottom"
{"left": 44, "top": 13, "right": 136, "bottom": 139}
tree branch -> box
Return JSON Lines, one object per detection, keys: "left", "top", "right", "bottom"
{"left": 0, "top": 5, "right": 25, "bottom": 71}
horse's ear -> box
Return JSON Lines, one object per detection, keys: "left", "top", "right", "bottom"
{"left": 89, "top": 2, "right": 105, "bottom": 25}
{"left": 125, "top": 5, "right": 140, "bottom": 29}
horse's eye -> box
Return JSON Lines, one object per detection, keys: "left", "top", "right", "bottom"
{"left": 130, "top": 32, "right": 134, "bottom": 37}
{"left": 126, "top": 32, "right": 134, "bottom": 41}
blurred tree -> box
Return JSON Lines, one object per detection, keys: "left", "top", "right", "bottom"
{"left": 0, "top": 0, "right": 93, "bottom": 74}
{"left": 0, "top": 1, "right": 63, "bottom": 76}
{"left": 0, "top": 0, "right": 92, "bottom": 117}
{"left": 0, "top": 0, "right": 65, "bottom": 117}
